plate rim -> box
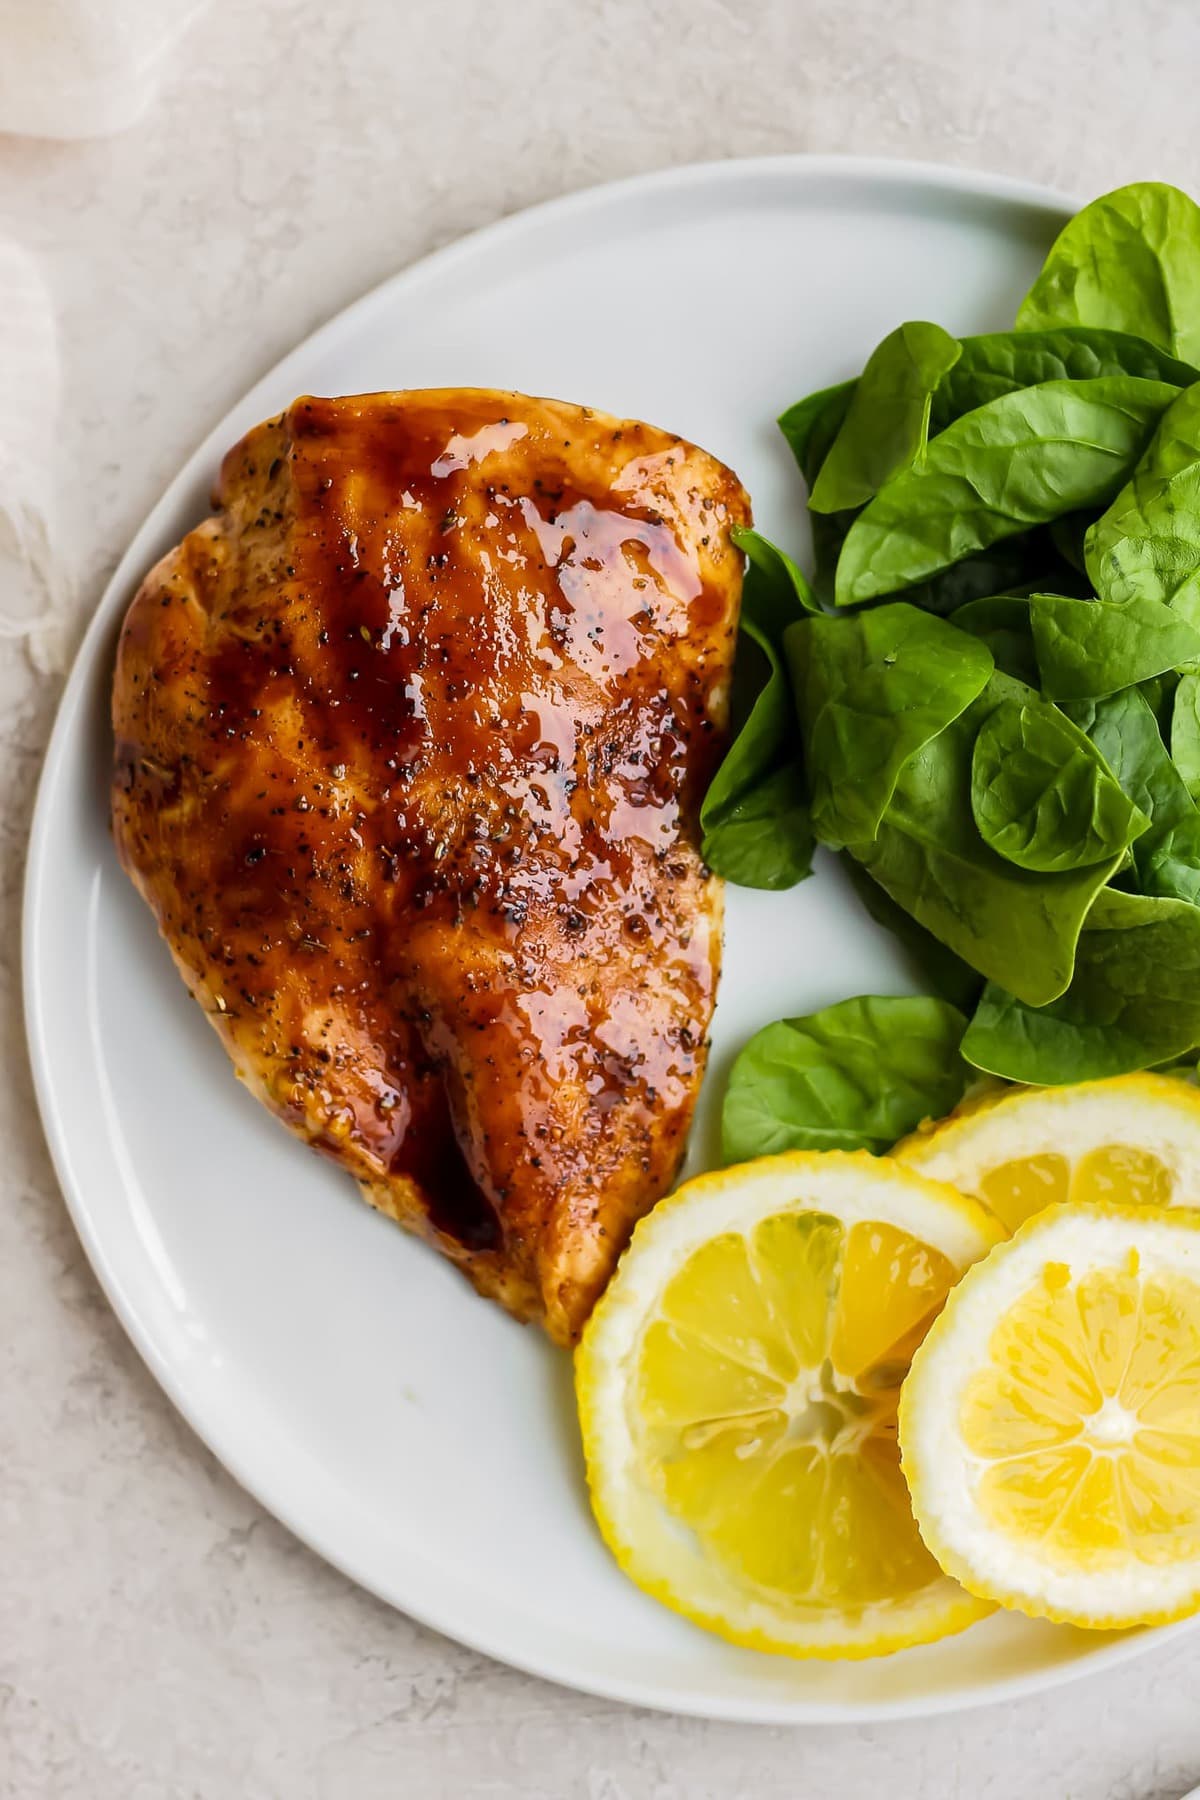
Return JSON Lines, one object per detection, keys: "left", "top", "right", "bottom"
{"left": 24, "top": 150, "right": 1195, "bottom": 1724}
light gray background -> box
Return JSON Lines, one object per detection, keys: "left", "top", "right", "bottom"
{"left": 3, "top": 2, "right": 1200, "bottom": 1794}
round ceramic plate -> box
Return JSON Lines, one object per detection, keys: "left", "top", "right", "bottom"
{"left": 25, "top": 155, "right": 1193, "bottom": 1722}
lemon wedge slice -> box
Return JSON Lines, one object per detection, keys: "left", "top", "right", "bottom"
{"left": 894, "top": 1074, "right": 1200, "bottom": 1234}
{"left": 900, "top": 1202, "right": 1200, "bottom": 1629}
{"left": 576, "top": 1152, "right": 1001, "bottom": 1658}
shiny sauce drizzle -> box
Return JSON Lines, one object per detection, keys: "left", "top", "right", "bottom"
{"left": 194, "top": 392, "right": 732, "bottom": 1256}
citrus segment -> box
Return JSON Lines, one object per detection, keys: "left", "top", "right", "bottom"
{"left": 978, "top": 1153, "right": 1069, "bottom": 1232}
{"left": 831, "top": 1221, "right": 957, "bottom": 1381}
{"left": 896, "top": 1075, "right": 1200, "bottom": 1234}
{"left": 1073, "top": 1145, "right": 1173, "bottom": 1208}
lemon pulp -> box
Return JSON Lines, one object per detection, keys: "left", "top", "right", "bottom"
{"left": 961, "top": 1254, "right": 1200, "bottom": 1569}
{"left": 634, "top": 1211, "right": 955, "bottom": 1609}
{"left": 979, "top": 1146, "right": 1174, "bottom": 1233}
{"left": 894, "top": 1077, "right": 1200, "bottom": 1237}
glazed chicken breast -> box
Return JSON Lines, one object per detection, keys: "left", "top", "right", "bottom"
{"left": 111, "top": 390, "right": 748, "bottom": 1342}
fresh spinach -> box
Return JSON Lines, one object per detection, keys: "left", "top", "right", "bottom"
{"left": 1066, "top": 687, "right": 1193, "bottom": 828}
{"left": 1151, "top": 1058, "right": 1200, "bottom": 1082}
{"left": 897, "top": 528, "right": 1086, "bottom": 617}
{"left": 778, "top": 381, "right": 860, "bottom": 597}
{"left": 700, "top": 529, "right": 815, "bottom": 889}
{"left": 1047, "top": 514, "right": 1091, "bottom": 576}
{"left": 1137, "top": 813, "right": 1200, "bottom": 906}
{"left": 1172, "top": 673, "right": 1200, "bottom": 801}
{"left": 1017, "top": 183, "right": 1200, "bottom": 364}
{"left": 734, "top": 523, "right": 820, "bottom": 624}
{"left": 810, "top": 520, "right": 854, "bottom": 606}
{"left": 722, "top": 994, "right": 968, "bottom": 1162}
{"left": 952, "top": 595, "right": 1039, "bottom": 684}
{"left": 809, "top": 322, "right": 961, "bottom": 514}
{"left": 835, "top": 378, "right": 1177, "bottom": 608}
{"left": 970, "top": 691, "right": 1146, "bottom": 872}
{"left": 778, "top": 380, "right": 856, "bottom": 484}
{"left": 700, "top": 763, "right": 812, "bottom": 892}
{"left": 1140, "top": 670, "right": 1182, "bottom": 737}
{"left": 962, "top": 889, "right": 1200, "bottom": 1082}
{"left": 1031, "top": 592, "right": 1200, "bottom": 701}
{"left": 931, "top": 326, "right": 1197, "bottom": 426}
{"left": 787, "top": 602, "right": 993, "bottom": 849}
{"left": 1067, "top": 686, "right": 1200, "bottom": 904}
{"left": 736, "top": 180, "right": 1200, "bottom": 1092}
{"left": 851, "top": 678, "right": 1126, "bottom": 1007}
{"left": 1086, "top": 382, "right": 1200, "bottom": 623}
{"left": 840, "top": 857, "right": 984, "bottom": 1011}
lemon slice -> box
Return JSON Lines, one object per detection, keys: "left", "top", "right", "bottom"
{"left": 900, "top": 1202, "right": 1200, "bottom": 1629}
{"left": 576, "top": 1151, "right": 1002, "bottom": 1658}
{"left": 895, "top": 1074, "right": 1200, "bottom": 1234}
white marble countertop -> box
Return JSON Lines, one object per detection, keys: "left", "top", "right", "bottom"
{"left": 5, "top": 1, "right": 1200, "bottom": 1793}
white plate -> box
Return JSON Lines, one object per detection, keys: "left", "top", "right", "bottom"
{"left": 25, "top": 154, "right": 1196, "bottom": 1723}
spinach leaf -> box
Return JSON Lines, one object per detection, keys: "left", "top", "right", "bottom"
{"left": 894, "top": 528, "right": 1084, "bottom": 617}
{"left": 778, "top": 381, "right": 860, "bottom": 602}
{"left": 1030, "top": 592, "right": 1200, "bottom": 701}
{"left": 778, "top": 380, "right": 856, "bottom": 484}
{"left": 810, "top": 517, "right": 854, "bottom": 606}
{"left": 1085, "top": 382, "right": 1200, "bottom": 623}
{"left": 700, "top": 529, "right": 815, "bottom": 889}
{"left": 851, "top": 677, "right": 1126, "bottom": 1006}
{"left": 733, "top": 523, "right": 820, "bottom": 623}
{"left": 835, "top": 378, "right": 1177, "bottom": 608}
{"left": 1067, "top": 686, "right": 1200, "bottom": 904}
{"left": 1151, "top": 1058, "right": 1200, "bottom": 1082}
{"left": 700, "top": 611, "right": 801, "bottom": 882}
{"left": 1137, "top": 812, "right": 1200, "bottom": 906}
{"left": 701, "top": 760, "right": 813, "bottom": 891}
{"left": 722, "top": 994, "right": 968, "bottom": 1162}
{"left": 1066, "top": 686, "right": 1193, "bottom": 828}
{"left": 951, "top": 595, "right": 1038, "bottom": 684}
{"left": 931, "top": 326, "right": 1197, "bottom": 426}
{"left": 809, "top": 322, "right": 961, "bottom": 514}
{"left": 1047, "top": 513, "right": 1090, "bottom": 575}
{"left": 962, "top": 889, "right": 1200, "bottom": 1083}
{"left": 786, "top": 602, "right": 992, "bottom": 849}
{"left": 1172, "top": 673, "right": 1200, "bottom": 801}
{"left": 970, "top": 693, "right": 1146, "bottom": 872}
{"left": 841, "top": 856, "right": 984, "bottom": 1012}
{"left": 1140, "top": 670, "right": 1182, "bottom": 737}
{"left": 1017, "top": 183, "right": 1200, "bottom": 364}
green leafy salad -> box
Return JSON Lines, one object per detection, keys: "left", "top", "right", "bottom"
{"left": 712, "top": 180, "right": 1200, "bottom": 1159}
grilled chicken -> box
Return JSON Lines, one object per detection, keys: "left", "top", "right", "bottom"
{"left": 111, "top": 390, "right": 748, "bottom": 1342}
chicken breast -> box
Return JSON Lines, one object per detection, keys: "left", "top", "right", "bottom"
{"left": 111, "top": 390, "right": 748, "bottom": 1342}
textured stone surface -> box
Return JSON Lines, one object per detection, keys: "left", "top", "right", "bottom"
{"left": 4, "top": 1, "right": 1200, "bottom": 1793}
